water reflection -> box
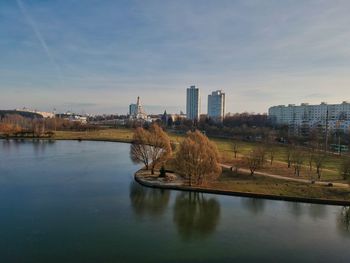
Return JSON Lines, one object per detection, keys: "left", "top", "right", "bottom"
{"left": 1, "top": 139, "right": 55, "bottom": 155}
{"left": 129, "top": 181, "right": 170, "bottom": 218}
{"left": 308, "top": 204, "right": 327, "bottom": 220}
{"left": 338, "top": 206, "right": 350, "bottom": 237}
{"left": 241, "top": 198, "right": 265, "bottom": 215}
{"left": 173, "top": 192, "right": 220, "bottom": 241}
{"left": 288, "top": 202, "right": 304, "bottom": 218}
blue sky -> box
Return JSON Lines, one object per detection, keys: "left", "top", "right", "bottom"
{"left": 1, "top": 0, "right": 350, "bottom": 114}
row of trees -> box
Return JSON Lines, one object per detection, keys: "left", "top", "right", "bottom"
{"left": 240, "top": 141, "right": 350, "bottom": 180}
{"left": 0, "top": 114, "right": 98, "bottom": 136}
{"left": 131, "top": 123, "right": 350, "bottom": 183}
{"left": 130, "top": 124, "right": 222, "bottom": 185}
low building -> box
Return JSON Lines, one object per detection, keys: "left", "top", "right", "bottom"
{"left": 16, "top": 108, "right": 55, "bottom": 118}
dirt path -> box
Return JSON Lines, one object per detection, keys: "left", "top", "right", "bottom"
{"left": 221, "top": 164, "right": 350, "bottom": 188}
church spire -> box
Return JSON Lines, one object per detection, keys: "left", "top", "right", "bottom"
{"left": 137, "top": 96, "right": 140, "bottom": 106}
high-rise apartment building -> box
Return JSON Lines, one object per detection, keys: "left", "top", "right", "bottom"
{"left": 208, "top": 90, "right": 225, "bottom": 122}
{"left": 186, "top": 85, "right": 200, "bottom": 120}
{"left": 129, "top": 104, "right": 137, "bottom": 116}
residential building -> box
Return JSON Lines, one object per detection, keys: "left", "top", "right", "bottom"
{"left": 208, "top": 90, "right": 225, "bottom": 122}
{"left": 186, "top": 85, "right": 200, "bottom": 120}
{"left": 268, "top": 101, "right": 350, "bottom": 133}
{"left": 129, "top": 104, "right": 137, "bottom": 116}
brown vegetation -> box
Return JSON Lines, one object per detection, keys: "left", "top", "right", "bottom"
{"left": 175, "top": 130, "right": 221, "bottom": 186}
{"left": 339, "top": 158, "right": 350, "bottom": 180}
{"left": 130, "top": 124, "right": 172, "bottom": 174}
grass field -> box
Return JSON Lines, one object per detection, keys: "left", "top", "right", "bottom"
{"left": 206, "top": 167, "right": 350, "bottom": 201}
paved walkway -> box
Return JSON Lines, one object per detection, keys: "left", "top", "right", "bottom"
{"left": 221, "top": 164, "right": 350, "bottom": 188}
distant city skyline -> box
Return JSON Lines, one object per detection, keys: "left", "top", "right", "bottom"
{"left": 1, "top": 1, "right": 350, "bottom": 114}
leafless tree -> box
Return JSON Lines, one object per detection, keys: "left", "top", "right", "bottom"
{"left": 306, "top": 148, "right": 314, "bottom": 171}
{"left": 246, "top": 149, "right": 262, "bottom": 176}
{"left": 314, "top": 151, "right": 327, "bottom": 179}
{"left": 148, "top": 124, "right": 172, "bottom": 175}
{"left": 286, "top": 145, "right": 295, "bottom": 168}
{"left": 268, "top": 147, "right": 276, "bottom": 165}
{"left": 292, "top": 149, "right": 304, "bottom": 176}
{"left": 130, "top": 124, "right": 172, "bottom": 175}
{"left": 339, "top": 157, "right": 350, "bottom": 180}
{"left": 130, "top": 127, "right": 151, "bottom": 170}
{"left": 175, "top": 130, "right": 221, "bottom": 186}
{"left": 232, "top": 142, "right": 238, "bottom": 159}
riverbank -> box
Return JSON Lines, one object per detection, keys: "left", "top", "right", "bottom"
{"left": 135, "top": 168, "right": 350, "bottom": 206}
{"left": 2, "top": 134, "right": 350, "bottom": 204}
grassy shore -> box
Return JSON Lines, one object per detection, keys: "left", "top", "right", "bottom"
{"left": 210, "top": 167, "right": 350, "bottom": 201}
{"left": 2, "top": 128, "right": 349, "bottom": 201}
{"left": 135, "top": 167, "right": 350, "bottom": 204}
{"left": 3, "top": 128, "right": 347, "bottom": 180}
{"left": 53, "top": 129, "right": 134, "bottom": 143}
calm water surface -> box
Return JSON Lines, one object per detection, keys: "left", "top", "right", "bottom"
{"left": 1, "top": 140, "right": 350, "bottom": 263}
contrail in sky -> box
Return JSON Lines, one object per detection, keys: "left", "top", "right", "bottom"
{"left": 16, "top": 0, "right": 64, "bottom": 86}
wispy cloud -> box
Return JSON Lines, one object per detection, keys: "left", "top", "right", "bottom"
{"left": 1, "top": 0, "right": 350, "bottom": 114}
{"left": 16, "top": 0, "right": 64, "bottom": 85}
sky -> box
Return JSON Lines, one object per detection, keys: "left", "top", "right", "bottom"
{"left": 1, "top": 0, "right": 350, "bottom": 115}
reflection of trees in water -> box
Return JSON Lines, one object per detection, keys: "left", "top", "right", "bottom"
{"left": 241, "top": 198, "right": 265, "bottom": 215}
{"left": 288, "top": 202, "right": 303, "bottom": 218}
{"left": 288, "top": 203, "right": 327, "bottom": 221}
{"left": 308, "top": 204, "right": 326, "bottom": 220}
{"left": 129, "top": 181, "right": 170, "bottom": 218}
{"left": 173, "top": 192, "right": 220, "bottom": 241}
{"left": 32, "top": 139, "right": 55, "bottom": 155}
{"left": 337, "top": 206, "right": 350, "bottom": 237}
{"left": 2, "top": 139, "right": 55, "bottom": 155}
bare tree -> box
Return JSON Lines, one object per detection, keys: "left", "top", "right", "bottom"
{"left": 286, "top": 145, "right": 295, "bottom": 168}
{"left": 306, "top": 148, "right": 314, "bottom": 171}
{"left": 130, "top": 124, "right": 172, "bottom": 175}
{"left": 339, "top": 157, "right": 350, "bottom": 180}
{"left": 175, "top": 130, "right": 221, "bottom": 186}
{"left": 130, "top": 127, "right": 151, "bottom": 170}
{"left": 246, "top": 149, "right": 262, "bottom": 176}
{"left": 314, "top": 151, "right": 327, "bottom": 179}
{"left": 292, "top": 149, "right": 304, "bottom": 176}
{"left": 232, "top": 142, "right": 238, "bottom": 159}
{"left": 268, "top": 146, "right": 276, "bottom": 165}
{"left": 256, "top": 146, "right": 267, "bottom": 167}
{"left": 148, "top": 124, "right": 172, "bottom": 175}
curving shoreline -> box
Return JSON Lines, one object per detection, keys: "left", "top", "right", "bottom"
{"left": 134, "top": 169, "right": 350, "bottom": 206}
{"left": 2, "top": 137, "right": 350, "bottom": 206}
